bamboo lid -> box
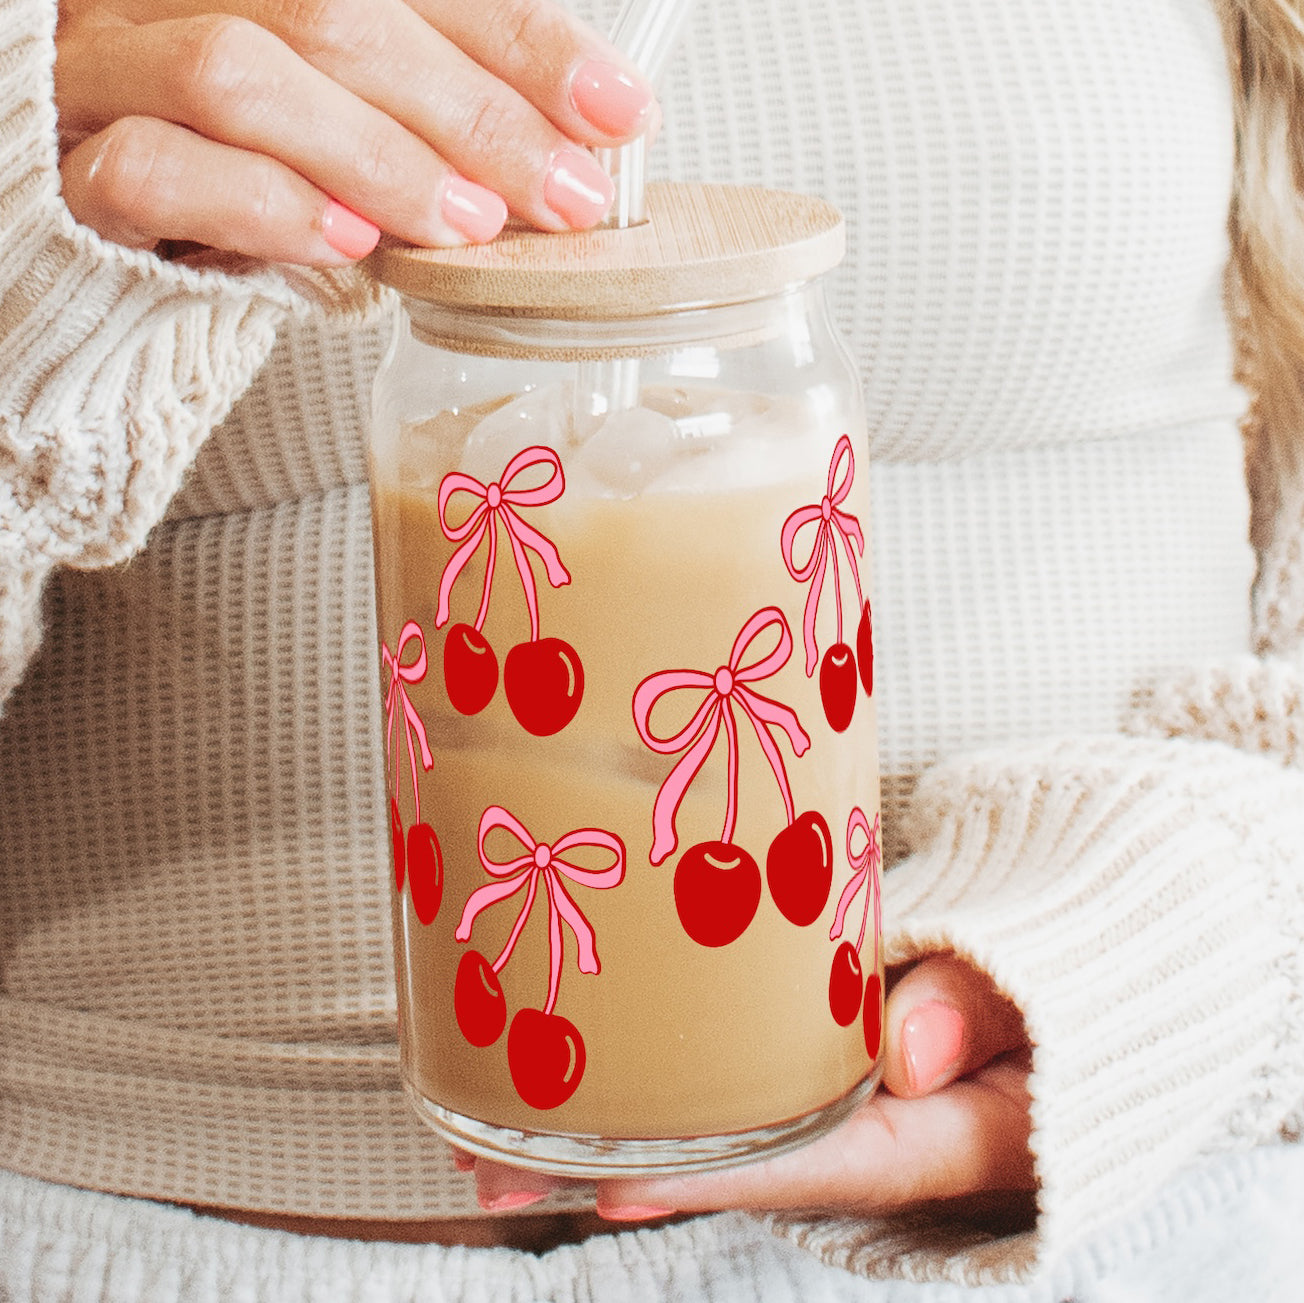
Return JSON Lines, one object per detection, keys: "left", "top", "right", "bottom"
{"left": 365, "top": 181, "right": 844, "bottom": 317}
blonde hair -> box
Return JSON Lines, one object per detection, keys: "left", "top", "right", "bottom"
{"left": 1221, "top": 0, "right": 1304, "bottom": 644}
{"left": 1227, "top": 0, "right": 1304, "bottom": 421}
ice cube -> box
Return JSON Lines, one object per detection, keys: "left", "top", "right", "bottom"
{"left": 459, "top": 384, "right": 571, "bottom": 485}
{"left": 570, "top": 404, "right": 681, "bottom": 498}
{"left": 643, "top": 384, "right": 775, "bottom": 438}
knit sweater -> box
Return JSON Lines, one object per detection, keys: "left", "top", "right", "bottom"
{"left": 3, "top": 0, "right": 1304, "bottom": 1296}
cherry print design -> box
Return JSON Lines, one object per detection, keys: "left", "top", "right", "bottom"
{"left": 454, "top": 805, "right": 625, "bottom": 1110}
{"left": 856, "top": 599, "right": 874, "bottom": 697}
{"left": 390, "top": 799, "right": 405, "bottom": 891}
{"left": 673, "top": 841, "right": 763, "bottom": 949}
{"left": 766, "top": 810, "right": 834, "bottom": 927}
{"left": 633, "top": 607, "right": 812, "bottom": 947}
{"left": 381, "top": 622, "right": 443, "bottom": 923}
{"left": 828, "top": 807, "right": 884, "bottom": 1059}
{"left": 454, "top": 949, "right": 507, "bottom": 1047}
{"left": 780, "top": 434, "right": 872, "bottom": 731}
{"left": 435, "top": 446, "right": 583, "bottom": 735}
{"left": 406, "top": 822, "right": 444, "bottom": 927}
{"left": 443, "top": 624, "right": 497, "bottom": 716}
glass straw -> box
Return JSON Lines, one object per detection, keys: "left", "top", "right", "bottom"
{"left": 574, "top": 0, "right": 696, "bottom": 433}
{"left": 595, "top": 0, "right": 697, "bottom": 229}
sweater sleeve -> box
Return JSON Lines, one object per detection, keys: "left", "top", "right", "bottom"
{"left": 0, "top": 0, "right": 382, "bottom": 710}
{"left": 771, "top": 734, "right": 1304, "bottom": 1285}
{"left": 769, "top": 423, "right": 1304, "bottom": 1285}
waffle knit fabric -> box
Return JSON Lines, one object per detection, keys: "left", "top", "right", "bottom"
{"left": 5, "top": 1146, "right": 1304, "bottom": 1301}
{"left": 3, "top": 0, "right": 1304, "bottom": 1297}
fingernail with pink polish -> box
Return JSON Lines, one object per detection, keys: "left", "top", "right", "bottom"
{"left": 441, "top": 176, "right": 508, "bottom": 244}
{"left": 544, "top": 148, "right": 614, "bottom": 229}
{"left": 598, "top": 1203, "right": 675, "bottom": 1222}
{"left": 570, "top": 59, "right": 656, "bottom": 137}
{"left": 478, "top": 1189, "right": 548, "bottom": 1212}
{"left": 321, "top": 200, "right": 380, "bottom": 260}
{"left": 901, "top": 1000, "right": 966, "bottom": 1094}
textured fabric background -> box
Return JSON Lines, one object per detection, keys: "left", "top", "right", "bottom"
{"left": 2, "top": 0, "right": 1300, "bottom": 1294}
{"left": 5, "top": 1144, "right": 1304, "bottom": 1302}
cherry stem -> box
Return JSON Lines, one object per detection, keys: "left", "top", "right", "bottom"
{"left": 491, "top": 872, "right": 539, "bottom": 974}
{"left": 473, "top": 519, "right": 497, "bottom": 633}
{"left": 856, "top": 869, "right": 870, "bottom": 954}
{"left": 721, "top": 707, "right": 740, "bottom": 844}
{"left": 838, "top": 522, "right": 864, "bottom": 609}
{"left": 872, "top": 861, "right": 882, "bottom": 971}
{"left": 855, "top": 854, "right": 882, "bottom": 967}
{"left": 830, "top": 543, "right": 844, "bottom": 644}
{"left": 405, "top": 729, "right": 422, "bottom": 826}
{"left": 543, "top": 874, "right": 563, "bottom": 1016}
{"left": 505, "top": 523, "right": 542, "bottom": 643}
{"left": 738, "top": 684, "right": 798, "bottom": 828}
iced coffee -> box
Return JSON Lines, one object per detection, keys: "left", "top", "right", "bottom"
{"left": 367, "top": 183, "right": 882, "bottom": 1172}
{"left": 373, "top": 382, "right": 882, "bottom": 1150}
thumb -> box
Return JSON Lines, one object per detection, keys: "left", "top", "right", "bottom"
{"left": 882, "top": 953, "right": 1028, "bottom": 1098}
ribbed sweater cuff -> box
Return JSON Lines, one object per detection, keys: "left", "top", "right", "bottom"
{"left": 1126, "top": 651, "right": 1304, "bottom": 769}
{"left": 773, "top": 735, "right": 1304, "bottom": 1285}
{"left": 0, "top": 0, "right": 384, "bottom": 706}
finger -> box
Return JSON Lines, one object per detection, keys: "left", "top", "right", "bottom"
{"left": 473, "top": 1157, "right": 568, "bottom": 1212}
{"left": 595, "top": 1055, "right": 1035, "bottom": 1220}
{"left": 60, "top": 117, "right": 380, "bottom": 265}
{"left": 882, "top": 954, "right": 1028, "bottom": 1098}
{"left": 105, "top": 0, "right": 659, "bottom": 147}
{"left": 412, "top": 0, "right": 658, "bottom": 144}
{"left": 56, "top": 16, "right": 508, "bottom": 247}
{"left": 226, "top": 0, "right": 625, "bottom": 230}
{"left": 64, "top": 4, "right": 618, "bottom": 234}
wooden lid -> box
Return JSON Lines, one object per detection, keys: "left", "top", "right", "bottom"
{"left": 365, "top": 181, "right": 844, "bottom": 317}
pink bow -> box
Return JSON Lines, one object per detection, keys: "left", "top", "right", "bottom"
{"left": 830, "top": 807, "right": 882, "bottom": 965}
{"left": 455, "top": 806, "right": 625, "bottom": 1015}
{"left": 632, "top": 607, "right": 811, "bottom": 866}
{"left": 780, "top": 434, "right": 865, "bottom": 675}
{"left": 380, "top": 621, "right": 435, "bottom": 824}
{"left": 435, "top": 446, "right": 571, "bottom": 640}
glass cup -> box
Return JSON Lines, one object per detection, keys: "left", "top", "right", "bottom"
{"left": 366, "top": 183, "right": 883, "bottom": 1175}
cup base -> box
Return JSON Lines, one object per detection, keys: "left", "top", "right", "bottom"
{"left": 404, "top": 1065, "right": 883, "bottom": 1178}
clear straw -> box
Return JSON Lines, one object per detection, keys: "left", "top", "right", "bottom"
{"left": 575, "top": 0, "right": 696, "bottom": 435}
{"left": 595, "top": 0, "right": 696, "bottom": 229}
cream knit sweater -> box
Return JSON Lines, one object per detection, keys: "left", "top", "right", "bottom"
{"left": 3, "top": 0, "right": 1304, "bottom": 1295}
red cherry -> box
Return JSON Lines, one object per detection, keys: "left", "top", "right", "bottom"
{"left": 863, "top": 971, "right": 884, "bottom": 1060}
{"left": 828, "top": 941, "right": 864, "bottom": 1026}
{"left": 407, "top": 822, "right": 444, "bottom": 925}
{"left": 766, "top": 810, "right": 834, "bottom": 926}
{"left": 856, "top": 600, "right": 874, "bottom": 697}
{"left": 507, "top": 1007, "right": 586, "bottom": 1109}
{"left": 454, "top": 950, "right": 507, "bottom": 1047}
{"left": 444, "top": 622, "right": 498, "bottom": 715}
{"left": 674, "top": 840, "right": 761, "bottom": 948}
{"left": 390, "top": 798, "right": 405, "bottom": 891}
{"left": 504, "top": 637, "right": 584, "bottom": 736}
{"left": 819, "top": 643, "right": 857, "bottom": 732}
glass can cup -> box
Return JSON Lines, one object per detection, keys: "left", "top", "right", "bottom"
{"left": 366, "top": 183, "right": 883, "bottom": 1176}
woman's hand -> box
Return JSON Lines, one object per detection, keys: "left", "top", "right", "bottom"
{"left": 468, "top": 954, "right": 1035, "bottom": 1220}
{"left": 54, "top": 0, "right": 657, "bottom": 264}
